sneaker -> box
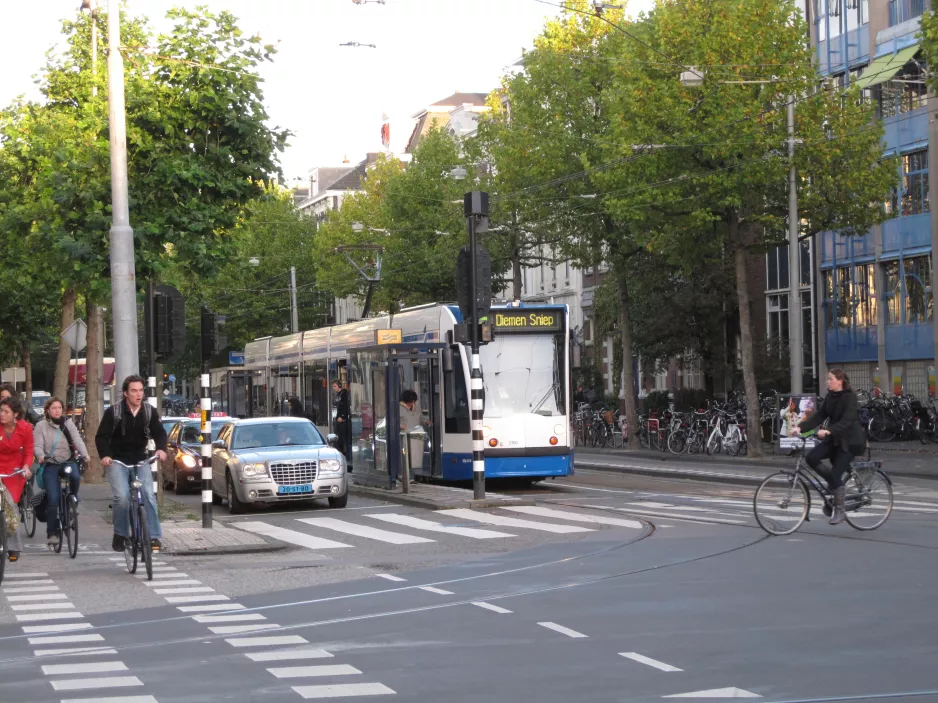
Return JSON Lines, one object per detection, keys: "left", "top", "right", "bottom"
{"left": 112, "top": 533, "right": 126, "bottom": 552}
{"left": 151, "top": 539, "right": 162, "bottom": 553}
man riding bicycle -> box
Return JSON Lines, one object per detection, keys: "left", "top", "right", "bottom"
{"left": 95, "top": 375, "right": 167, "bottom": 552}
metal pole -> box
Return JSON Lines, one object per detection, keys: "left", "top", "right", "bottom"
{"left": 106, "top": 0, "right": 139, "bottom": 384}
{"left": 200, "top": 368, "right": 213, "bottom": 528}
{"left": 71, "top": 346, "right": 78, "bottom": 418}
{"left": 290, "top": 266, "right": 299, "bottom": 333}
{"left": 465, "top": 191, "right": 488, "bottom": 501}
{"left": 90, "top": 0, "right": 98, "bottom": 97}
{"left": 788, "top": 95, "right": 804, "bottom": 394}
{"left": 146, "top": 280, "right": 157, "bottom": 409}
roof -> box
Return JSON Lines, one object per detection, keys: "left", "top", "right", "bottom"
{"left": 327, "top": 159, "right": 369, "bottom": 191}
{"left": 411, "top": 92, "right": 489, "bottom": 119}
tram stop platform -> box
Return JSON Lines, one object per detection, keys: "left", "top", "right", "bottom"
{"left": 349, "top": 480, "right": 535, "bottom": 511}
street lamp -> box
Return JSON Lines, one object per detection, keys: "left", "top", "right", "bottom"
{"left": 339, "top": 41, "right": 377, "bottom": 48}
{"left": 79, "top": 1, "right": 98, "bottom": 97}
{"left": 679, "top": 71, "right": 804, "bottom": 393}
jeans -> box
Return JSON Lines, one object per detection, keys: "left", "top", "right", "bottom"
{"left": 806, "top": 440, "right": 864, "bottom": 490}
{"left": 107, "top": 461, "right": 162, "bottom": 540}
{"left": 43, "top": 462, "right": 81, "bottom": 537}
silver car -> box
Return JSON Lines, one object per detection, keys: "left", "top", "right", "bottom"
{"left": 211, "top": 417, "right": 348, "bottom": 514}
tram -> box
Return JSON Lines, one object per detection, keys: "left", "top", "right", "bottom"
{"left": 217, "top": 303, "right": 572, "bottom": 482}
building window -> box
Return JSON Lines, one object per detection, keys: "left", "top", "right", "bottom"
{"left": 877, "top": 58, "right": 927, "bottom": 119}
{"left": 767, "top": 294, "right": 789, "bottom": 343}
{"left": 823, "top": 264, "right": 877, "bottom": 329}
{"left": 886, "top": 149, "right": 929, "bottom": 217}
{"left": 854, "top": 263, "right": 878, "bottom": 327}
{"left": 888, "top": 0, "right": 925, "bottom": 26}
{"left": 884, "top": 256, "right": 933, "bottom": 325}
{"left": 766, "top": 245, "right": 790, "bottom": 291}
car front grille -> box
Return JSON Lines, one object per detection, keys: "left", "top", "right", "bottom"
{"left": 269, "top": 461, "right": 317, "bottom": 485}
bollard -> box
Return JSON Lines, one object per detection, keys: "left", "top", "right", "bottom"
{"left": 200, "top": 372, "right": 212, "bottom": 528}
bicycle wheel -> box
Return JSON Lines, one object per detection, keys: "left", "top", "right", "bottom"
{"left": 867, "top": 414, "right": 896, "bottom": 442}
{"left": 138, "top": 503, "right": 153, "bottom": 581}
{"left": 65, "top": 496, "right": 79, "bottom": 559}
{"left": 844, "top": 469, "right": 893, "bottom": 531}
{"left": 124, "top": 506, "right": 138, "bottom": 575}
{"left": 53, "top": 498, "right": 64, "bottom": 554}
{"left": 667, "top": 430, "right": 687, "bottom": 455}
{"left": 0, "top": 509, "right": 6, "bottom": 585}
{"left": 610, "top": 424, "right": 625, "bottom": 449}
{"left": 753, "top": 472, "right": 809, "bottom": 536}
{"left": 21, "top": 484, "right": 36, "bottom": 538}
{"left": 706, "top": 432, "right": 721, "bottom": 455}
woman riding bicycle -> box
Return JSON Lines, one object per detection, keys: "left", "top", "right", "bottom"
{"left": 0, "top": 397, "right": 34, "bottom": 561}
{"left": 792, "top": 368, "right": 866, "bottom": 525}
{"left": 34, "top": 397, "right": 90, "bottom": 548}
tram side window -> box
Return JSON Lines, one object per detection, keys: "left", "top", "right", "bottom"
{"left": 444, "top": 356, "right": 470, "bottom": 434}
{"left": 303, "top": 362, "right": 329, "bottom": 425}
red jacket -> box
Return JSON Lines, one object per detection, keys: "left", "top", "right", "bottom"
{"left": 0, "top": 420, "right": 34, "bottom": 504}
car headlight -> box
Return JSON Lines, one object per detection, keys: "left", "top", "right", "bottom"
{"left": 242, "top": 463, "right": 267, "bottom": 477}
{"left": 181, "top": 455, "right": 198, "bottom": 469}
{"left": 319, "top": 459, "right": 343, "bottom": 476}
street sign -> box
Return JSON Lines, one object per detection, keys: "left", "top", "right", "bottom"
{"left": 61, "top": 319, "right": 88, "bottom": 353}
{"left": 169, "top": 374, "right": 176, "bottom": 382}
{"left": 229, "top": 351, "right": 245, "bottom": 366}
{"left": 375, "top": 329, "right": 402, "bottom": 345}
{"left": 163, "top": 388, "right": 170, "bottom": 396}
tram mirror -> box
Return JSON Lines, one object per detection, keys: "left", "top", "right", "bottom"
{"left": 443, "top": 347, "right": 454, "bottom": 374}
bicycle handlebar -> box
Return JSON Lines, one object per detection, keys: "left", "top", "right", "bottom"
{"left": 110, "top": 456, "right": 160, "bottom": 469}
{"left": 0, "top": 469, "right": 28, "bottom": 479}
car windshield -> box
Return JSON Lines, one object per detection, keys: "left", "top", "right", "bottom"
{"left": 179, "top": 423, "right": 223, "bottom": 445}
{"left": 162, "top": 420, "right": 179, "bottom": 434}
{"left": 232, "top": 422, "right": 324, "bottom": 450}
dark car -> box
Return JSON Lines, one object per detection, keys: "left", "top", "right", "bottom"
{"left": 162, "top": 418, "right": 229, "bottom": 494}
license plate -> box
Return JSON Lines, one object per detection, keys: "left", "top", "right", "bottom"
{"left": 278, "top": 484, "right": 312, "bottom": 495}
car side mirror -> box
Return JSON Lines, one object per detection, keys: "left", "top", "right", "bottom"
{"left": 212, "top": 440, "right": 225, "bottom": 450}
{"left": 327, "top": 433, "right": 339, "bottom": 447}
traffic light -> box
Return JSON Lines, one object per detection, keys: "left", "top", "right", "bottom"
{"left": 455, "top": 245, "right": 492, "bottom": 325}
{"left": 201, "top": 308, "right": 216, "bottom": 363}
{"left": 149, "top": 284, "right": 186, "bottom": 362}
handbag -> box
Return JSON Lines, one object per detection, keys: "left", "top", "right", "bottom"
{"left": 2, "top": 489, "right": 19, "bottom": 536}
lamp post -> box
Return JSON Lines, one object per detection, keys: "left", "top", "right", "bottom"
{"left": 105, "top": 0, "right": 140, "bottom": 384}
{"left": 79, "top": 0, "right": 98, "bottom": 97}
{"left": 679, "top": 68, "right": 803, "bottom": 393}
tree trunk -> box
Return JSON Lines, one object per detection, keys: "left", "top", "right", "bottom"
{"left": 616, "top": 267, "right": 640, "bottom": 449}
{"left": 510, "top": 222, "right": 523, "bottom": 301}
{"left": 22, "top": 345, "right": 32, "bottom": 412}
{"left": 85, "top": 301, "right": 105, "bottom": 482}
{"left": 53, "top": 288, "right": 77, "bottom": 401}
{"left": 731, "top": 213, "right": 763, "bottom": 458}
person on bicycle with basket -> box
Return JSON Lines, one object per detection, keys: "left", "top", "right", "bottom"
{"left": 791, "top": 368, "right": 866, "bottom": 526}
{"left": 0, "top": 397, "right": 33, "bottom": 561}
{"left": 95, "top": 375, "right": 167, "bottom": 553}
{"left": 34, "top": 397, "right": 90, "bottom": 548}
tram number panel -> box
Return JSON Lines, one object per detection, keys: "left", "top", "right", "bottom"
{"left": 493, "top": 311, "right": 564, "bottom": 334}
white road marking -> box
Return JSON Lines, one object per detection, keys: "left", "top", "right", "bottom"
{"left": 143, "top": 580, "right": 202, "bottom": 587}
{"left": 16, "top": 612, "right": 85, "bottom": 622}
{"left": 177, "top": 604, "right": 247, "bottom": 613}
{"left": 7, "top": 593, "right": 69, "bottom": 602}
{"left": 375, "top": 574, "right": 406, "bottom": 582}
{"left": 3, "top": 579, "right": 55, "bottom": 587}
{"left": 628, "top": 501, "right": 713, "bottom": 512}
{"left": 28, "top": 634, "right": 104, "bottom": 645}
{"left": 208, "top": 624, "right": 280, "bottom": 635}
{"left": 50, "top": 676, "right": 144, "bottom": 691}
{"left": 42, "top": 661, "right": 129, "bottom": 675}
{"left": 226, "top": 635, "right": 309, "bottom": 648}
{"left": 504, "top": 505, "right": 643, "bottom": 529}
{"left": 619, "top": 652, "right": 683, "bottom": 672}
{"left": 538, "top": 622, "right": 588, "bottom": 638}
{"left": 419, "top": 587, "right": 454, "bottom": 595}
{"left": 21, "top": 623, "right": 91, "bottom": 634}
{"left": 3, "top": 585, "right": 60, "bottom": 593}
{"left": 153, "top": 587, "right": 216, "bottom": 595}
{"left": 297, "top": 517, "right": 434, "bottom": 544}
{"left": 437, "top": 509, "right": 593, "bottom": 534}
{"left": 192, "top": 613, "right": 267, "bottom": 624}
{"left": 59, "top": 697, "right": 157, "bottom": 703}
{"left": 663, "top": 686, "right": 761, "bottom": 698}
{"left": 232, "top": 521, "right": 351, "bottom": 550}
{"left": 267, "top": 664, "right": 362, "bottom": 678}
{"left": 34, "top": 648, "right": 119, "bottom": 657}
{"left": 366, "top": 513, "right": 515, "bottom": 539}
{"left": 136, "top": 572, "right": 188, "bottom": 579}
{"left": 245, "top": 649, "right": 334, "bottom": 662}
{"left": 292, "top": 683, "right": 396, "bottom": 698}
{"left": 165, "top": 595, "right": 230, "bottom": 603}
{"left": 3, "top": 572, "right": 48, "bottom": 578}
{"left": 583, "top": 504, "right": 747, "bottom": 526}
{"left": 471, "top": 602, "right": 512, "bottom": 614}
{"left": 12, "top": 602, "right": 77, "bottom": 611}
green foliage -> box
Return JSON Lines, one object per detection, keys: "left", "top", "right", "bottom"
{"left": 673, "top": 388, "right": 709, "bottom": 413}
{"left": 643, "top": 390, "right": 671, "bottom": 414}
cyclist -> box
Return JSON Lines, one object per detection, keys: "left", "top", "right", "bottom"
{"left": 0, "top": 397, "right": 33, "bottom": 561}
{"left": 34, "top": 397, "right": 90, "bottom": 547}
{"left": 791, "top": 368, "right": 866, "bottom": 525}
{"left": 95, "top": 375, "right": 167, "bottom": 553}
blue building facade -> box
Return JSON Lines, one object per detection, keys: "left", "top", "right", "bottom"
{"left": 808, "top": 0, "right": 935, "bottom": 396}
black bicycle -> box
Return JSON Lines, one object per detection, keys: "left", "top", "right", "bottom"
{"left": 753, "top": 438, "right": 893, "bottom": 536}
{"left": 0, "top": 470, "right": 28, "bottom": 585}
{"left": 18, "top": 479, "right": 36, "bottom": 538}
{"left": 113, "top": 457, "right": 157, "bottom": 581}
{"left": 47, "top": 463, "right": 81, "bottom": 558}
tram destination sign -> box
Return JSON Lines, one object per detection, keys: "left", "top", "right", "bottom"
{"left": 493, "top": 310, "right": 564, "bottom": 334}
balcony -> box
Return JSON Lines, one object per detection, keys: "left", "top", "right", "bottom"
{"left": 889, "top": 0, "right": 925, "bottom": 26}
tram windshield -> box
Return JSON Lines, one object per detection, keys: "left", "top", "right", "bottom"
{"left": 481, "top": 334, "right": 565, "bottom": 418}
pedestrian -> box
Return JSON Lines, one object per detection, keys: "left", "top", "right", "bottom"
{"left": 287, "top": 396, "right": 305, "bottom": 418}
{"left": 95, "top": 375, "right": 168, "bottom": 553}
{"left": 0, "top": 384, "right": 31, "bottom": 423}
{"left": 332, "top": 380, "right": 351, "bottom": 464}
{"left": 34, "top": 397, "right": 90, "bottom": 547}
{"left": 792, "top": 368, "right": 866, "bottom": 525}
{"left": 399, "top": 389, "right": 422, "bottom": 433}
{"left": 0, "top": 396, "right": 33, "bottom": 562}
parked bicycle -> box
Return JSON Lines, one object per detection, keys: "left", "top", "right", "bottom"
{"left": 753, "top": 438, "right": 893, "bottom": 536}
{"left": 114, "top": 456, "right": 158, "bottom": 581}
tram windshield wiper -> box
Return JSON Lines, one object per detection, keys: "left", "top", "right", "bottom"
{"left": 530, "top": 383, "right": 559, "bottom": 416}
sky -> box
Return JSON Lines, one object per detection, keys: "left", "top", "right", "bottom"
{"left": 1, "top": 0, "right": 653, "bottom": 184}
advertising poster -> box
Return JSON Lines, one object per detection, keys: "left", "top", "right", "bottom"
{"left": 778, "top": 394, "right": 819, "bottom": 449}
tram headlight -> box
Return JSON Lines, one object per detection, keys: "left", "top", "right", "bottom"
{"left": 553, "top": 424, "right": 565, "bottom": 435}
{"left": 482, "top": 425, "right": 492, "bottom": 437}
{"left": 549, "top": 436, "right": 559, "bottom": 446}
{"left": 489, "top": 438, "right": 498, "bottom": 447}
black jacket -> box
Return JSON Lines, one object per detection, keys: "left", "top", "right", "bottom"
{"left": 334, "top": 389, "right": 350, "bottom": 422}
{"left": 95, "top": 401, "right": 168, "bottom": 465}
{"left": 800, "top": 389, "right": 866, "bottom": 452}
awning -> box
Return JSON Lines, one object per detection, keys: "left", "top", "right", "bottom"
{"left": 853, "top": 45, "right": 920, "bottom": 90}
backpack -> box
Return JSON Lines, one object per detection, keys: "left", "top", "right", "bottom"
{"left": 111, "top": 401, "right": 153, "bottom": 441}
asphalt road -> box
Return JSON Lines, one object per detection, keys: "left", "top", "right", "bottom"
{"left": 0, "top": 466, "right": 935, "bottom": 703}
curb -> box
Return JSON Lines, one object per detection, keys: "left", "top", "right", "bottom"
{"left": 163, "top": 542, "right": 291, "bottom": 557}
{"left": 348, "top": 484, "right": 535, "bottom": 510}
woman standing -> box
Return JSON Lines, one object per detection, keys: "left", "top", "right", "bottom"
{"left": 0, "top": 397, "right": 33, "bottom": 561}
{"left": 34, "top": 397, "right": 89, "bottom": 547}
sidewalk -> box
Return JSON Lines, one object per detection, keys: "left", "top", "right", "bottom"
{"left": 349, "top": 478, "right": 534, "bottom": 510}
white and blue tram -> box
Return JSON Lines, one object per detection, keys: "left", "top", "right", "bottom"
{"left": 222, "top": 303, "right": 573, "bottom": 482}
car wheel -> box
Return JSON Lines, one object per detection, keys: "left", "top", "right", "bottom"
{"left": 226, "top": 472, "right": 246, "bottom": 515}
{"left": 328, "top": 492, "right": 348, "bottom": 509}
{"left": 173, "top": 468, "right": 186, "bottom": 495}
